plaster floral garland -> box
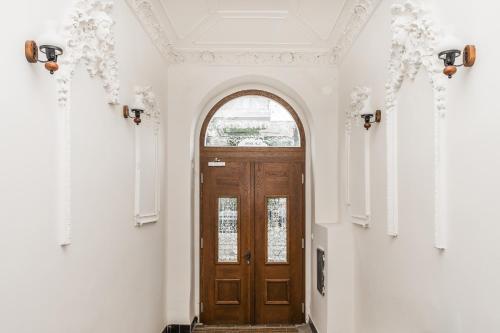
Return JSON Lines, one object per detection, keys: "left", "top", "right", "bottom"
{"left": 57, "top": 0, "right": 120, "bottom": 106}
{"left": 346, "top": 86, "right": 371, "bottom": 134}
{"left": 134, "top": 86, "right": 161, "bottom": 133}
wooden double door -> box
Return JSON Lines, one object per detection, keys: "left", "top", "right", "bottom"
{"left": 200, "top": 152, "right": 305, "bottom": 325}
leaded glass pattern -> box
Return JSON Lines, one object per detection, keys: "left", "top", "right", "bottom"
{"left": 267, "top": 197, "right": 288, "bottom": 263}
{"left": 205, "top": 95, "right": 300, "bottom": 147}
{"left": 218, "top": 197, "right": 238, "bottom": 263}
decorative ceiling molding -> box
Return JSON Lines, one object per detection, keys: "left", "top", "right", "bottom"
{"left": 385, "top": 1, "right": 447, "bottom": 249}
{"left": 125, "top": 0, "right": 176, "bottom": 62}
{"left": 331, "top": 0, "right": 378, "bottom": 64}
{"left": 126, "top": 0, "right": 379, "bottom": 66}
{"left": 295, "top": 0, "right": 344, "bottom": 41}
{"left": 167, "top": 49, "right": 337, "bottom": 66}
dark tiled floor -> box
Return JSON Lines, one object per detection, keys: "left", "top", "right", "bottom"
{"left": 193, "top": 324, "right": 311, "bottom": 333}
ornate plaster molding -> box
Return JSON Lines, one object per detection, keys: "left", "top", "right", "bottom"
{"left": 55, "top": 0, "right": 120, "bottom": 246}
{"left": 135, "top": 86, "right": 161, "bottom": 133}
{"left": 346, "top": 86, "right": 371, "bottom": 134}
{"left": 126, "top": 0, "right": 378, "bottom": 66}
{"left": 57, "top": 0, "right": 120, "bottom": 106}
{"left": 133, "top": 86, "right": 161, "bottom": 226}
{"left": 168, "top": 50, "right": 337, "bottom": 66}
{"left": 125, "top": 0, "right": 176, "bottom": 62}
{"left": 345, "top": 87, "right": 372, "bottom": 227}
{"left": 331, "top": 0, "right": 378, "bottom": 63}
{"left": 385, "top": 1, "right": 447, "bottom": 249}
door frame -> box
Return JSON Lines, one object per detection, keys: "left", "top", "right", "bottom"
{"left": 193, "top": 84, "right": 314, "bottom": 323}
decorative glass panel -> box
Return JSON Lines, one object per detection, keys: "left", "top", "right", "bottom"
{"left": 267, "top": 197, "right": 287, "bottom": 263}
{"left": 218, "top": 197, "right": 238, "bottom": 263}
{"left": 205, "top": 95, "right": 300, "bottom": 147}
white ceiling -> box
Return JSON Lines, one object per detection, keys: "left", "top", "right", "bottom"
{"left": 158, "top": 0, "right": 348, "bottom": 52}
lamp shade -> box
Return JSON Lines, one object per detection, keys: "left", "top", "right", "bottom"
{"left": 361, "top": 95, "right": 372, "bottom": 116}
{"left": 437, "top": 32, "right": 461, "bottom": 52}
{"left": 38, "top": 20, "right": 64, "bottom": 48}
{"left": 132, "top": 94, "right": 145, "bottom": 111}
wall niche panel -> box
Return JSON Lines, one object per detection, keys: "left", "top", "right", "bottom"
{"left": 397, "top": 73, "right": 435, "bottom": 244}
{"left": 385, "top": 1, "right": 448, "bottom": 249}
{"left": 133, "top": 86, "right": 161, "bottom": 226}
{"left": 56, "top": 0, "right": 120, "bottom": 246}
{"left": 345, "top": 87, "right": 372, "bottom": 227}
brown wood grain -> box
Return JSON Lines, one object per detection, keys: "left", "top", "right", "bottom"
{"left": 25, "top": 40, "right": 38, "bottom": 63}
{"left": 200, "top": 91, "right": 305, "bottom": 325}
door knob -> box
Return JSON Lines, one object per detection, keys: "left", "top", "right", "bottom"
{"left": 243, "top": 250, "right": 252, "bottom": 264}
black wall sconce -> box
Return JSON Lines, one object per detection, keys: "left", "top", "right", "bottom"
{"left": 438, "top": 45, "right": 476, "bottom": 79}
{"left": 123, "top": 105, "right": 144, "bottom": 125}
{"left": 361, "top": 110, "right": 382, "bottom": 130}
{"left": 25, "top": 40, "right": 63, "bottom": 74}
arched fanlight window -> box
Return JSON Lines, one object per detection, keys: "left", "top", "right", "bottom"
{"left": 204, "top": 91, "right": 302, "bottom": 148}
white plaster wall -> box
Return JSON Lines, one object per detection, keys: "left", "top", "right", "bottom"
{"left": 311, "top": 224, "right": 330, "bottom": 333}
{"left": 311, "top": 223, "right": 354, "bottom": 333}
{"left": 339, "top": 1, "right": 500, "bottom": 332}
{"left": 165, "top": 65, "right": 343, "bottom": 324}
{"left": 0, "top": 1, "right": 167, "bottom": 332}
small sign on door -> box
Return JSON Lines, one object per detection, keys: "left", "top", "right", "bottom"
{"left": 208, "top": 161, "right": 225, "bottom": 167}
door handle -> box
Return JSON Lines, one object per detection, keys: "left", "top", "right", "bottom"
{"left": 243, "top": 250, "right": 252, "bottom": 264}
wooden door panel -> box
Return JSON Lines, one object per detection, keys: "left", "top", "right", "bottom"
{"left": 254, "top": 162, "right": 304, "bottom": 324}
{"left": 201, "top": 157, "right": 304, "bottom": 325}
{"left": 201, "top": 160, "right": 252, "bottom": 324}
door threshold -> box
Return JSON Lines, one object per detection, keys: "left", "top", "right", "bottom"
{"left": 193, "top": 323, "right": 311, "bottom": 332}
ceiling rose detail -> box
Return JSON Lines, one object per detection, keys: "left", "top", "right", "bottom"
{"left": 126, "top": 0, "right": 380, "bottom": 66}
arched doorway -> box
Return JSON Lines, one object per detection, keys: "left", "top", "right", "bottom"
{"left": 199, "top": 90, "right": 306, "bottom": 325}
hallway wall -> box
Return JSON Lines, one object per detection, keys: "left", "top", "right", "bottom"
{"left": 311, "top": 223, "right": 354, "bottom": 333}
{"left": 164, "top": 65, "right": 347, "bottom": 328}
{"left": 339, "top": 1, "right": 500, "bottom": 332}
{"left": 0, "top": 1, "right": 167, "bottom": 332}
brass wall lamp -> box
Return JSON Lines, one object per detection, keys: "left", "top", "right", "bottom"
{"left": 25, "top": 40, "right": 63, "bottom": 74}
{"left": 438, "top": 45, "right": 476, "bottom": 79}
{"left": 361, "top": 110, "right": 382, "bottom": 130}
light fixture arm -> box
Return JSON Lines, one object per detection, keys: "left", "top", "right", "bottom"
{"left": 123, "top": 105, "right": 144, "bottom": 125}
{"left": 438, "top": 49, "right": 463, "bottom": 67}
{"left": 438, "top": 45, "right": 476, "bottom": 79}
{"left": 25, "top": 40, "right": 64, "bottom": 74}
{"left": 360, "top": 110, "right": 382, "bottom": 130}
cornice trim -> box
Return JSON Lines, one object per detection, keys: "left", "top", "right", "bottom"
{"left": 125, "top": 0, "right": 175, "bottom": 62}
{"left": 331, "top": 0, "right": 379, "bottom": 64}
{"left": 126, "top": 0, "right": 379, "bottom": 66}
